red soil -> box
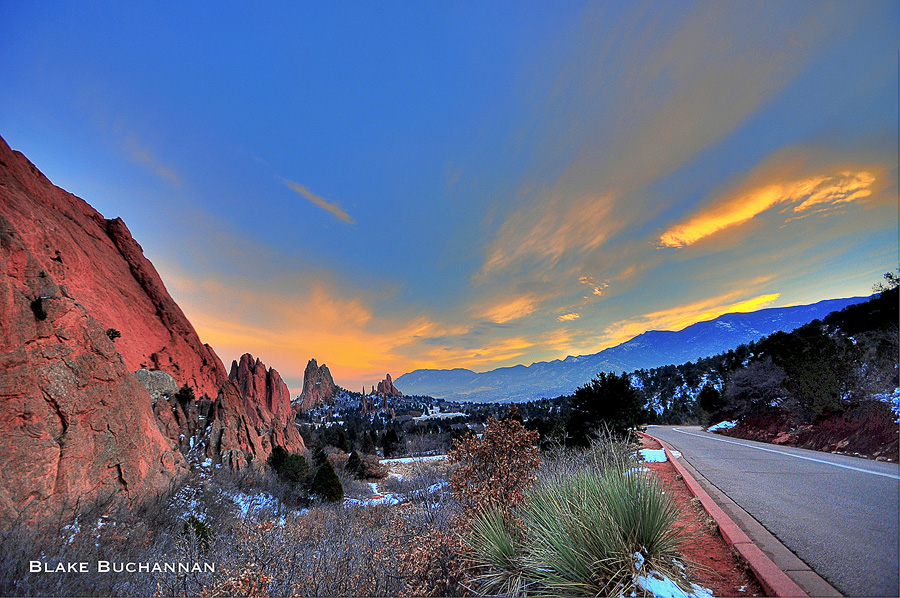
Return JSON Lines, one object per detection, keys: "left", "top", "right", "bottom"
{"left": 641, "top": 436, "right": 764, "bottom": 597}
{"left": 721, "top": 402, "right": 898, "bottom": 461}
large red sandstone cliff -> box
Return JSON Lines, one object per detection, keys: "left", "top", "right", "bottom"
{"left": 0, "top": 210, "right": 187, "bottom": 526}
{"left": 0, "top": 137, "right": 304, "bottom": 524}
{"left": 0, "top": 136, "right": 226, "bottom": 398}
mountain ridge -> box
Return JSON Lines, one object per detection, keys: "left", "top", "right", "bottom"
{"left": 396, "top": 296, "right": 868, "bottom": 403}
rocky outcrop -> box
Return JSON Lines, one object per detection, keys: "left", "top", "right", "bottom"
{"left": 226, "top": 354, "right": 305, "bottom": 458}
{"left": 376, "top": 373, "right": 403, "bottom": 398}
{"left": 140, "top": 354, "right": 306, "bottom": 467}
{"left": 296, "top": 358, "right": 339, "bottom": 411}
{"left": 135, "top": 368, "right": 178, "bottom": 402}
{"left": 0, "top": 136, "right": 227, "bottom": 398}
{"left": 0, "top": 212, "right": 187, "bottom": 527}
{"left": 230, "top": 353, "right": 293, "bottom": 427}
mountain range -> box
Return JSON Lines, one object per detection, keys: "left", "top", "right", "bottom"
{"left": 396, "top": 296, "right": 868, "bottom": 403}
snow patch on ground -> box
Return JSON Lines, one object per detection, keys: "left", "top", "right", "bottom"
{"left": 227, "top": 492, "right": 280, "bottom": 516}
{"left": 345, "top": 494, "right": 404, "bottom": 507}
{"left": 381, "top": 455, "right": 447, "bottom": 465}
{"left": 344, "top": 481, "right": 449, "bottom": 508}
{"left": 636, "top": 572, "right": 713, "bottom": 598}
{"left": 707, "top": 420, "right": 736, "bottom": 432}
{"left": 875, "top": 388, "right": 900, "bottom": 422}
{"left": 638, "top": 449, "right": 667, "bottom": 463}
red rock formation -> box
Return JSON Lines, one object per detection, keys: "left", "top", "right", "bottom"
{"left": 226, "top": 353, "right": 305, "bottom": 458}
{"left": 0, "top": 136, "right": 226, "bottom": 398}
{"left": 296, "top": 358, "right": 339, "bottom": 411}
{"left": 141, "top": 354, "right": 307, "bottom": 469}
{"left": 0, "top": 137, "right": 311, "bottom": 526}
{"left": 376, "top": 373, "right": 403, "bottom": 398}
{"left": 0, "top": 211, "right": 187, "bottom": 526}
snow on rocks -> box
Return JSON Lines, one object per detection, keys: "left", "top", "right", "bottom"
{"left": 638, "top": 448, "right": 667, "bottom": 463}
{"left": 707, "top": 420, "right": 736, "bottom": 432}
{"left": 874, "top": 388, "right": 900, "bottom": 422}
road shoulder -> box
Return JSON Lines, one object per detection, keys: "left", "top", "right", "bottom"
{"left": 640, "top": 431, "right": 842, "bottom": 598}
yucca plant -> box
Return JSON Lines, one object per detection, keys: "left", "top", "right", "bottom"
{"left": 465, "top": 451, "right": 688, "bottom": 597}
{"left": 467, "top": 508, "right": 529, "bottom": 597}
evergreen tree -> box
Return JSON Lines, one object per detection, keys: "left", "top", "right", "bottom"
{"left": 311, "top": 460, "right": 343, "bottom": 502}
{"left": 382, "top": 428, "right": 401, "bottom": 457}
{"left": 566, "top": 372, "right": 646, "bottom": 446}
{"left": 361, "top": 432, "right": 376, "bottom": 455}
{"left": 347, "top": 450, "right": 364, "bottom": 479}
{"left": 698, "top": 384, "right": 725, "bottom": 417}
{"left": 175, "top": 384, "right": 195, "bottom": 406}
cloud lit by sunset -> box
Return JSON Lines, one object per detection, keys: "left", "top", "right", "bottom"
{"left": 1, "top": 2, "right": 895, "bottom": 392}
{"left": 659, "top": 168, "right": 880, "bottom": 248}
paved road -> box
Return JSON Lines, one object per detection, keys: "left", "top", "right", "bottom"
{"left": 648, "top": 425, "right": 899, "bottom": 598}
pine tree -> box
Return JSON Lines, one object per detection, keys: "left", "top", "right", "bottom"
{"left": 311, "top": 460, "right": 343, "bottom": 502}
{"left": 566, "top": 372, "right": 646, "bottom": 446}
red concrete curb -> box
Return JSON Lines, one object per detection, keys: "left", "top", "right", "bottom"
{"left": 639, "top": 431, "right": 809, "bottom": 598}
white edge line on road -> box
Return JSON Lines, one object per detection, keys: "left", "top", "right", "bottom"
{"left": 671, "top": 428, "right": 900, "bottom": 480}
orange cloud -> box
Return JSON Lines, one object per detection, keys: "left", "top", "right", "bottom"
{"left": 165, "top": 268, "right": 556, "bottom": 391}
{"left": 480, "top": 295, "right": 539, "bottom": 324}
{"left": 557, "top": 313, "right": 580, "bottom": 322}
{"left": 660, "top": 168, "right": 879, "bottom": 248}
{"left": 478, "top": 193, "right": 620, "bottom": 279}
{"left": 284, "top": 179, "right": 355, "bottom": 224}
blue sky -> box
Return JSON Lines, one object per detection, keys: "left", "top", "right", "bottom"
{"left": 2, "top": 1, "right": 897, "bottom": 392}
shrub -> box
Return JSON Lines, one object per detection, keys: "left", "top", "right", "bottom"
{"left": 183, "top": 514, "right": 213, "bottom": 551}
{"left": 449, "top": 416, "right": 540, "bottom": 518}
{"left": 174, "top": 384, "right": 195, "bottom": 406}
{"left": 105, "top": 328, "right": 121, "bottom": 341}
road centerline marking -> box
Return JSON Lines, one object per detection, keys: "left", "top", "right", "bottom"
{"left": 671, "top": 428, "right": 900, "bottom": 480}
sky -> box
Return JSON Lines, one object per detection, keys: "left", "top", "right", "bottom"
{"left": 1, "top": 1, "right": 897, "bottom": 394}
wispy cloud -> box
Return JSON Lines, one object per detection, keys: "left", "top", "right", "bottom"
{"left": 476, "top": 3, "right": 837, "bottom": 282}
{"left": 123, "top": 133, "right": 182, "bottom": 186}
{"left": 479, "top": 295, "right": 540, "bottom": 324}
{"left": 659, "top": 165, "right": 880, "bottom": 248}
{"left": 557, "top": 312, "right": 580, "bottom": 322}
{"left": 284, "top": 179, "right": 355, "bottom": 224}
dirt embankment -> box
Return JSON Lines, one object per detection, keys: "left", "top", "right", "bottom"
{"left": 719, "top": 401, "right": 898, "bottom": 462}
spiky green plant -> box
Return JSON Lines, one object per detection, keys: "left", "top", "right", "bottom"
{"left": 467, "top": 508, "right": 529, "bottom": 597}
{"left": 465, "top": 448, "right": 688, "bottom": 597}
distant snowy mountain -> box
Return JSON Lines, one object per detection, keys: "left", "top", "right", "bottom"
{"left": 396, "top": 296, "right": 868, "bottom": 403}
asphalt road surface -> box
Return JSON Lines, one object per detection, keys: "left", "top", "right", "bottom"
{"left": 648, "top": 425, "right": 899, "bottom": 598}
